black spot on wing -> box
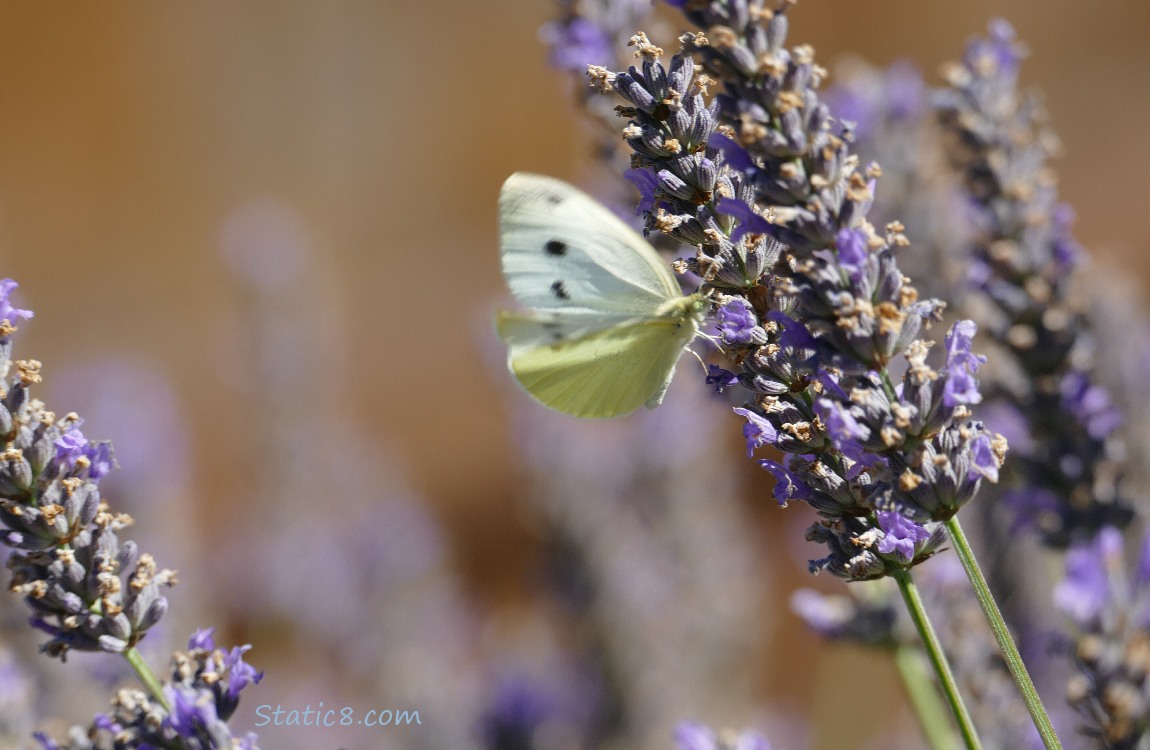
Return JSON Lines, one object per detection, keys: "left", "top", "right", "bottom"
{"left": 542, "top": 320, "right": 565, "bottom": 342}
{"left": 550, "top": 280, "right": 571, "bottom": 300}
{"left": 544, "top": 240, "right": 567, "bottom": 256}
{"left": 545, "top": 193, "right": 563, "bottom": 205}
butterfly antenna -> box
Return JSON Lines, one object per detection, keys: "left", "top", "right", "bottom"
{"left": 695, "top": 328, "right": 724, "bottom": 356}
{"left": 687, "top": 346, "right": 709, "bottom": 374}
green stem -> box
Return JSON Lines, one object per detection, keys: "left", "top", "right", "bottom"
{"left": 124, "top": 646, "right": 169, "bottom": 710}
{"left": 893, "top": 643, "right": 964, "bottom": 750}
{"left": 893, "top": 568, "right": 982, "bottom": 750}
{"left": 945, "top": 517, "right": 1063, "bottom": 750}
{"left": 893, "top": 641, "right": 965, "bottom": 750}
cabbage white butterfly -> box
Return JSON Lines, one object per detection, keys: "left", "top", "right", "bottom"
{"left": 495, "top": 173, "right": 707, "bottom": 418}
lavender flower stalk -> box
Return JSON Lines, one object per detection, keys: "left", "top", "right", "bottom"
{"left": 936, "top": 22, "right": 1150, "bottom": 748}
{"left": 578, "top": 3, "right": 1067, "bottom": 746}
{"left": 934, "top": 20, "right": 1134, "bottom": 548}
{"left": 588, "top": 18, "right": 999, "bottom": 582}
{"left": 0, "top": 279, "right": 262, "bottom": 749}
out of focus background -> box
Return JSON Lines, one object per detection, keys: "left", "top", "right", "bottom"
{"left": 0, "top": 2, "right": 1146, "bottom": 749}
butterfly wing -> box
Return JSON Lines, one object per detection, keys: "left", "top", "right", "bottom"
{"left": 499, "top": 173, "right": 682, "bottom": 317}
{"left": 496, "top": 310, "right": 698, "bottom": 419}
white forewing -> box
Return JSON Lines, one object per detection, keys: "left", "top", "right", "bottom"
{"left": 499, "top": 173, "right": 681, "bottom": 318}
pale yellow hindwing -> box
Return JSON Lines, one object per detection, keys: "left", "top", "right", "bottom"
{"left": 497, "top": 311, "right": 698, "bottom": 419}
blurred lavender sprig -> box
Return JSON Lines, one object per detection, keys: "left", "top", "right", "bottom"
{"left": 502, "top": 375, "right": 765, "bottom": 750}
{"left": 0, "top": 279, "right": 262, "bottom": 749}
{"left": 934, "top": 21, "right": 1150, "bottom": 747}
{"left": 1055, "top": 528, "right": 1150, "bottom": 748}
{"left": 935, "top": 20, "right": 1135, "bottom": 548}
{"left": 587, "top": 4, "right": 1003, "bottom": 581}
{"left": 541, "top": 0, "right": 664, "bottom": 174}
{"left": 214, "top": 200, "right": 484, "bottom": 749}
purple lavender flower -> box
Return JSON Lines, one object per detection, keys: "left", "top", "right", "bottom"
{"left": 813, "top": 397, "right": 870, "bottom": 467}
{"left": 967, "top": 433, "right": 1000, "bottom": 483}
{"left": 0, "top": 280, "right": 260, "bottom": 749}
{"left": 539, "top": 17, "right": 612, "bottom": 72}
{"left": 32, "top": 733, "right": 59, "bottom": 750}
{"left": 539, "top": 0, "right": 660, "bottom": 182}
{"left": 1060, "top": 371, "right": 1122, "bottom": 442}
{"left": 165, "top": 685, "right": 221, "bottom": 739}
{"left": 188, "top": 628, "right": 215, "bottom": 651}
{"left": 36, "top": 631, "right": 263, "bottom": 749}
{"left": 732, "top": 407, "right": 777, "bottom": 457}
{"left": 822, "top": 59, "right": 924, "bottom": 143}
{"left": 1053, "top": 528, "right": 1118, "bottom": 625}
{"left": 834, "top": 227, "right": 870, "bottom": 285}
{"left": 876, "top": 511, "right": 933, "bottom": 563}
{"left": 625, "top": 167, "right": 658, "bottom": 215}
{"left": 705, "top": 364, "right": 739, "bottom": 392}
{"left": 758, "top": 458, "right": 811, "bottom": 507}
{"left": 54, "top": 425, "right": 89, "bottom": 470}
{"left": 478, "top": 666, "right": 603, "bottom": 750}
{"left": 85, "top": 441, "right": 114, "bottom": 480}
{"left": 223, "top": 645, "right": 264, "bottom": 699}
{"left": 675, "top": 722, "right": 771, "bottom": 750}
{"left": 942, "top": 320, "right": 986, "bottom": 407}
{"left": 0, "top": 343, "right": 171, "bottom": 658}
{"left": 716, "top": 298, "right": 763, "bottom": 346}
{"left": 52, "top": 424, "right": 116, "bottom": 480}
{"left": 0, "top": 279, "right": 33, "bottom": 328}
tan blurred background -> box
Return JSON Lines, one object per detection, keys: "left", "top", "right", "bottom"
{"left": 0, "top": 1, "right": 1146, "bottom": 747}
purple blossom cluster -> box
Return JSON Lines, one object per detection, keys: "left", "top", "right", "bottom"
{"left": 0, "top": 279, "right": 262, "bottom": 749}
{"left": 588, "top": 5, "right": 1004, "bottom": 580}
{"left": 0, "top": 281, "right": 162, "bottom": 658}
{"left": 935, "top": 20, "right": 1133, "bottom": 548}
{"left": 34, "top": 630, "right": 262, "bottom": 750}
